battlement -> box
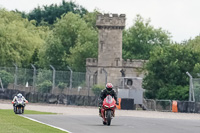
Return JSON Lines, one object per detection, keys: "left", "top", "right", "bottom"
{"left": 96, "top": 13, "right": 126, "bottom": 29}
{"left": 123, "top": 59, "right": 147, "bottom": 68}
{"left": 86, "top": 58, "right": 98, "bottom": 66}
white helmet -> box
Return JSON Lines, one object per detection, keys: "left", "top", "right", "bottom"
{"left": 17, "top": 93, "right": 22, "bottom": 98}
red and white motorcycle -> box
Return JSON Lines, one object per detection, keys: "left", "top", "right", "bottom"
{"left": 100, "top": 95, "right": 116, "bottom": 126}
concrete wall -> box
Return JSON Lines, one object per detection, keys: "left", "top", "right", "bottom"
{"left": 0, "top": 89, "right": 98, "bottom": 106}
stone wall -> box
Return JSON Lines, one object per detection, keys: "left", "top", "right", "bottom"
{"left": 0, "top": 89, "right": 98, "bottom": 106}
{"left": 96, "top": 14, "right": 125, "bottom": 28}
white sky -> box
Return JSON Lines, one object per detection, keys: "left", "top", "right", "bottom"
{"left": 0, "top": 0, "right": 200, "bottom": 43}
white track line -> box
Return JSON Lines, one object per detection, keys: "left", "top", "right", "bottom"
{"left": 20, "top": 115, "right": 72, "bottom": 133}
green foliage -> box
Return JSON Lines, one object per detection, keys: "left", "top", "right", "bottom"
{"left": 0, "top": 9, "right": 47, "bottom": 67}
{"left": 92, "top": 84, "right": 104, "bottom": 96}
{"left": 143, "top": 44, "right": 200, "bottom": 100}
{"left": 38, "top": 33, "right": 66, "bottom": 69}
{"left": 40, "top": 12, "right": 98, "bottom": 71}
{"left": 37, "top": 80, "right": 52, "bottom": 93}
{"left": 27, "top": 0, "right": 88, "bottom": 25}
{"left": 67, "top": 38, "right": 98, "bottom": 71}
{"left": 0, "top": 109, "right": 65, "bottom": 133}
{"left": 193, "top": 63, "right": 200, "bottom": 78}
{"left": 185, "top": 35, "right": 200, "bottom": 52}
{"left": 123, "top": 15, "right": 171, "bottom": 60}
{"left": 156, "top": 85, "right": 189, "bottom": 100}
{"left": 36, "top": 70, "right": 52, "bottom": 84}
{"left": 83, "top": 11, "right": 99, "bottom": 30}
{"left": 57, "top": 82, "right": 67, "bottom": 92}
{"left": 0, "top": 70, "right": 13, "bottom": 88}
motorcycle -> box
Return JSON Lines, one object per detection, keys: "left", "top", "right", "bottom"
{"left": 100, "top": 95, "right": 116, "bottom": 126}
{"left": 12, "top": 98, "right": 27, "bottom": 114}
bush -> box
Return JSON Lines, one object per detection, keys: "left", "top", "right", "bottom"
{"left": 92, "top": 84, "right": 104, "bottom": 96}
{"left": 156, "top": 85, "right": 189, "bottom": 100}
{"left": 36, "top": 70, "right": 52, "bottom": 84}
{"left": 38, "top": 80, "right": 52, "bottom": 93}
{"left": 57, "top": 82, "right": 67, "bottom": 92}
{"left": 0, "top": 70, "right": 13, "bottom": 88}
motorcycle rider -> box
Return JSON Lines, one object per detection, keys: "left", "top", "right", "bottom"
{"left": 12, "top": 93, "right": 28, "bottom": 112}
{"left": 99, "top": 83, "right": 119, "bottom": 116}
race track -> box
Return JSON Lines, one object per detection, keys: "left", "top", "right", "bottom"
{"left": 1, "top": 101, "right": 200, "bottom": 133}
{"left": 24, "top": 114, "right": 200, "bottom": 133}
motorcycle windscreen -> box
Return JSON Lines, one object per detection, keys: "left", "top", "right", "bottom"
{"left": 17, "top": 98, "right": 23, "bottom": 104}
{"left": 106, "top": 95, "right": 113, "bottom": 104}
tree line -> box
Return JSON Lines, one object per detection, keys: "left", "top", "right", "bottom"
{"left": 0, "top": 0, "right": 200, "bottom": 100}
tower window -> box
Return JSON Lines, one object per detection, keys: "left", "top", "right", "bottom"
{"left": 100, "top": 41, "right": 104, "bottom": 51}
{"left": 115, "top": 58, "right": 120, "bottom": 66}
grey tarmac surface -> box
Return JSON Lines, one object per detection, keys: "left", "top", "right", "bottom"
{"left": 24, "top": 114, "right": 200, "bottom": 133}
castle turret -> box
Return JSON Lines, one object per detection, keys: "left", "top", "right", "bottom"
{"left": 96, "top": 14, "right": 126, "bottom": 67}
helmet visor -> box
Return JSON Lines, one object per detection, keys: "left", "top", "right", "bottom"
{"left": 107, "top": 87, "right": 112, "bottom": 91}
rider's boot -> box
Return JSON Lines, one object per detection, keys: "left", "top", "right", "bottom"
{"left": 99, "top": 107, "right": 102, "bottom": 117}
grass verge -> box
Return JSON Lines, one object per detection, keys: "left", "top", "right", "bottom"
{"left": 0, "top": 109, "right": 67, "bottom": 133}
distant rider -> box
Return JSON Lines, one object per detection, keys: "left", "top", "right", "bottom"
{"left": 99, "top": 83, "right": 119, "bottom": 116}
{"left": 12, "top": 93, "right": 28, "bottom": 112}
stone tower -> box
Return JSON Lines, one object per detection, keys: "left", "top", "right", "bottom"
{"left": 86, "top": 13, "right": 146, "bottom": 88}
{"left": 95, "top": 14, "right": 126, "bottom": 85}
{"left": 96, "top": 14, "right": 125, "bottom": 67}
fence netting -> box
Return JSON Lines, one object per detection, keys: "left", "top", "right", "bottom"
{"left": 192, "top": 78, "right": 200, "bottom": 102}
{"left": 0, "top": 67, "right": 89, "bottom": 96}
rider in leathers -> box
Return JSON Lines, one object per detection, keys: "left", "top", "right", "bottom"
{"left": 99, "top": 83, "right": 119, "bottom": 116}
{"left": 12, "top": 93, "right": 28, "bottom": 112}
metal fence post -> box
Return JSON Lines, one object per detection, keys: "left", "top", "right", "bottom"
{"left": 31, "top": 64, "right": 36, "bottom": 93}
{"left": 0, "top": 78, "right": 4, "bottom": 92}
{"left": 67, "top": 66, "right": 73, "bottom": 95}
{"left": 186, "top": 72, "right": 195, "bottom": 102}
{"left": 13, "top": 63, "right": 18, "bottom": 90}
{"left": 50, "top": 65, "right": 56, "bottom": 93}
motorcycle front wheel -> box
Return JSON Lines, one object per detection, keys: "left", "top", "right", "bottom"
{"left": 18, "top": 108, "right": 22, "bottom": 114}
{"left": 106, "top": 110, "right": 112, "bottom": 126}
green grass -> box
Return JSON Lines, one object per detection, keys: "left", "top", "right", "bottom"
{"left": 0, "top": 109, "right": 67, "bottom": 133}
{"left": 23, "top": 110, "right": 57, "bottom": 115}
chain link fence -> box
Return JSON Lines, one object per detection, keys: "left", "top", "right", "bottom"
{"left": 192, "top": 78, "right": 200, "bottom": 102}
{"left": 143, "top": 99, "right": 156, "bottom": 111}
{"left": 155, "top": 100, "right": 172, "bottom": 112}
{"left": 143, "top": 99, "right": 172, "bottom": 112}
{"left": 0, "top": 66, "right": 93, "bottom": 96}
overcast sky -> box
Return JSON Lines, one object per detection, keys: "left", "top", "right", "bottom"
{"left": 0, "top": 0, "right": 200, "bottom": 43}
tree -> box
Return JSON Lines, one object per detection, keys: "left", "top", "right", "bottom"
{"left": 27, "top": 0, "right": 88, "bottom": 25}
{"left": 38, "top": 33, "right": 66, "bottom": 69}
{"left": 38, "top": 80, "right": 52, "bottom": 93}
{"left": 185, "top": 35, "right": 200, "bottom": 52}
{"left": 0, "top": 70, "right": 13, "bottom": 88}
{"left": 0, "top": 9, "right": 47, "bottom": 67}
{"left": 143, "top": 44, "right": 200, "bottom": 100}
{"left": 83, "top": 11, "right": 99, "bottom": 30}
{"left": 40, "top": 12, "right": 98, "bottom": 71}
{"left": 57, "top": 82, "right": 67, "bottom": 93}
{"left": 123, "top": 15, "right": 171, "bottom": 60}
